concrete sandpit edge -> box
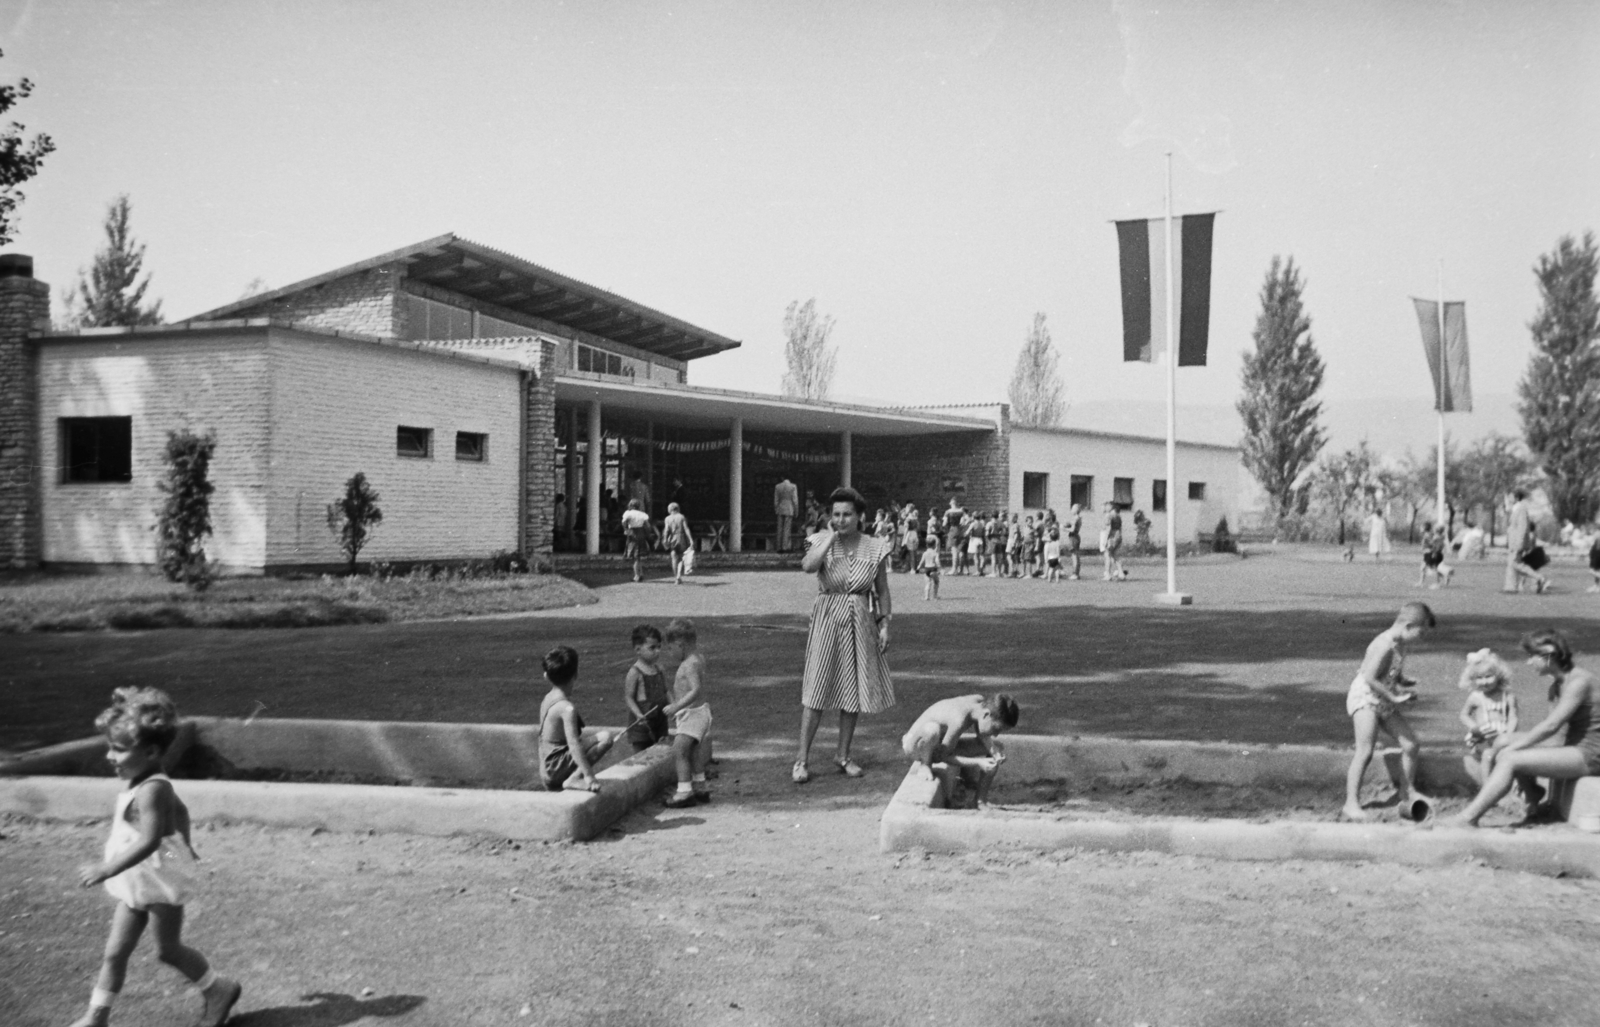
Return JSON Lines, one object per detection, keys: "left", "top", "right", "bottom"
{"left": 878, "top": 735, "right": 1600, "bottom": 878}
{"left": 0, "top": 723, "right": 678, "bottom": 842}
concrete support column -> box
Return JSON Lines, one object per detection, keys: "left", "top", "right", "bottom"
{"left": 729, "top": 417, "right": 743, "bottom": 553}
{"left": 563, "top": 407, "right": 579, "bottom": 536}
{"left": 585, "top": 400, "right": 603, "bottom": 556}
{"left": 839, "top": 430, "right": 852, "bottom": 489}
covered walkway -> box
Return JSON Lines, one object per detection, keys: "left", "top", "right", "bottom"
{"left": 551, "top": 374, "right": 995, "bottom": 554}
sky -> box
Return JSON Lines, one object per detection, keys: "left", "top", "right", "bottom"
{"left": 5, "top": 0, "right": 1598, "bottom": 436}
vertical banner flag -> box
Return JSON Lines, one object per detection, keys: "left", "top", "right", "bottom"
{"left": 1411, "top": 299, "right": 1472, "bottom": 412}
{"left": 1116, "top": 213, "right": 1216, "bottom": 366}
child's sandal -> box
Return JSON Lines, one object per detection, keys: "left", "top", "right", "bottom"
{"left": 792, "top": 760, "right": 811, "bottom": 784}
{"left": 835, "top": 757, "right": 864, "bottom": 778}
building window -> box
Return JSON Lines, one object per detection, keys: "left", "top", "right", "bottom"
{"left": 576, "top": 344, "right": 629, "bottom": 377}
{"left": 1188, "top": 481, "right": 1207, "bottom": 501}
{"left": 456, "top": 431, "right": 487, "bottom": 462}
{"left": 1022, "top": 472, "right": 1049, "bottom": 509}
{"left": 397, "top": 426, "right": 432, "bottom": 458}
{"left": 1152, "top": 479, "right": 1167, "bottom": 513}
{"left": 1113, "top": 477, "right": 1134, "bottom": 509}
{"left": 1069, "top": 475, "right": 1093, "bottom": 509}
{"left": 61, "top": 417, "right": 133, "bottom": 483}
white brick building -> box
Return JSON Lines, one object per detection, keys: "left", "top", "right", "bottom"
{"left": 36, "top": 323, "right": 525, "bottom": 570}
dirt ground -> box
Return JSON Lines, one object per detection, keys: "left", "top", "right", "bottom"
{"left": 7, "top": 549, "right": 1600, "bottom": 1025}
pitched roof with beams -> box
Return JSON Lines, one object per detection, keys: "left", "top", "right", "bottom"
{"left": 186, "top": 233, "right": 743, "bottom": 362}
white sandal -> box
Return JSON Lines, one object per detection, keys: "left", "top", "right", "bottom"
{"left": 792, "top": 760, "right": 811, "bottom": 784}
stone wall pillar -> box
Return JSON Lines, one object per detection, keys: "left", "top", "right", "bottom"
{"left": 521, "top": 341, "right": 558, "bottom": 569}
{"left": 0, "top": 255, "right": 49, "bottom": 568}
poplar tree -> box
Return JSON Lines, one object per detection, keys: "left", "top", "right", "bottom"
{"left": 781, "top": 298, "right": 837, "bottom": 401}
{"left": 0, "top": 51, "right": 54, "bottom": 246}
{"left": 1519, "top": 232, "right": 1600, "bottom": 523}
{"left": 1237, "top": 256, "right": 1327, "bottom": 520}
{"left": 71, "top": 195, "right": 164, "bottom": 327}
{"left": 1007, "top": 312, "right": 1065, "bottom": 427}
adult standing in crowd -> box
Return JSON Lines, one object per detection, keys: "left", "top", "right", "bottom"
{"left": 628, "top": 470, "right": 652, "bottom": 514}
{"left": 1503, "top": 488, "right": 1549, "bottom": 593}
{"left": 1367, "top": 507, "right": 1391, "bottom": 561}
{"left": 1452, "top": 630, "right": 1599, "bottom": 826}
{"left": 793, "top": 486, "right": 895, "bottom": 784}
{"left": 774, "top": 476, "right": 799, "bottom": 552}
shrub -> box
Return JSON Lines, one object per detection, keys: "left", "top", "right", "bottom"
{"left": 1212, "top": 517, "right": 1237, "bottom": 554}
{"left": 155, "top": 430, "right": 217, "bottom": 590}
{"left": 327, "top": 472, "right": 383, "bottom": 574}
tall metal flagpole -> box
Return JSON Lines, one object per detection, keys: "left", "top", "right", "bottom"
{"left": 1152, "top": 153, "right": 1192, "bottom": 605}
{"left": 1164, "top": 153, "right": 1178, "bottom": 596}
{"left": 1436, "top": 261, "right": 1446, "bottom": 531}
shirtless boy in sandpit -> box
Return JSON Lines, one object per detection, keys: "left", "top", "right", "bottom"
{"left": 902, "top": 694, "right": 1019, "bottom": 807}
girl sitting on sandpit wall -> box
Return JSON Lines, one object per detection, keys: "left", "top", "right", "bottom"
{"left": 1451, "top": 630, "right": 1600, "bottom": 827}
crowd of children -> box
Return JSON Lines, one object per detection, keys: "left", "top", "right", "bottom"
{"left": 866, "top": 499, "right": 1152, "bottom": 598}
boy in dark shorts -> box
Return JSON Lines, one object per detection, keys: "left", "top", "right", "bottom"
{"left": 537, "top": 646, "right": 616, "bottom": 791}
{"left": 624, "top": 624, "right": 671, "bottom": 751}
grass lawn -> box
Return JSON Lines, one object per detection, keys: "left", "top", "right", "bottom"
{"left": 0, "top": 570, "right": 595, "bottom": 636}
{"left": 6, "top": 549, "right": 1600, "bottom": 1025}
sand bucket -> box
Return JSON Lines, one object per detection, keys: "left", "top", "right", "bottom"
{"left": 1405, "top": 796, "right": 1435, "bottom": 824}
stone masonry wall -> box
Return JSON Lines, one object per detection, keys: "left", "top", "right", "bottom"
{"left": 853, "top": 410, "right": 1010, "bottom": 514}
{"left": 234, "top": 265, "right": 401, "bottom": 337}
{"left": 522, "top": 339, "right": 558, "bottom": 569}
{"left": 0, "top": 272, "right": 50, "bottom": 567}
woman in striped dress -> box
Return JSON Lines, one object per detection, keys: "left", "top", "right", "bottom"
{"left": 793, "top": 487, "right": 895, "bottom": 783}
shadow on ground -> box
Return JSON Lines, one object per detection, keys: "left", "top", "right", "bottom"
{"left": 5, "top": 603, "right": 1596, "bottom": 754}
{"left": 230, "top": 992, "right": 425, "bottom": 1027}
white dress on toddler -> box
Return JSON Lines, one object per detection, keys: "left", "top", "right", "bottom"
{"left": 102, "top": 774, "right": 198, "bottom": 909}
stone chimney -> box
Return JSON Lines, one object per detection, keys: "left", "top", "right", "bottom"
{"left": 0, "top": 254, "right": 51, "bottom": 568}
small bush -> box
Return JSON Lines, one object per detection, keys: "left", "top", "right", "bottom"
{"left": 1212, "top": 517, "right": 1237, "bottom": 554}
{"left": 327, "top": 472, "right": 383, "bottom": 574}
{"left": 155, "top": 430, "right": 217, "bottom": 591}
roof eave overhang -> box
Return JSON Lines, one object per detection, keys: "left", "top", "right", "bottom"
{"left": 184, "top": 234, "right": 742, "bottom": 363}
{"left": 553, "top": 375, "right": 997, "bottom": 437}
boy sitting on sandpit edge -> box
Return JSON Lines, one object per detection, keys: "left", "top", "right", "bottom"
{"left": 902, "top": 694, "right": 1019, "bottom": 807}
{"left": 537, "top": 646, "right": 616, "bottom": 792}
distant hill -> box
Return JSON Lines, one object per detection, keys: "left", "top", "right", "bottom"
{"left": 1059, "top": 393, "right": 1522, "bottom": 461}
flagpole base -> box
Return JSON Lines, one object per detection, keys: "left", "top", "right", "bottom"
{"left": 1154, "top": 591, "right": 1193, "bottom": 606}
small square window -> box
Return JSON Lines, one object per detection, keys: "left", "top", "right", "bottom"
{"left": 456, "top": 432, "right": 487, "bottom": 462}
{"left": 1152, "top": 479, "right": 1167, "bottom": 513}
{"left": 61, "top": 417, "right": 133, "bottom": 483}
{"left": 1069, "top": 475, "right": 1093, "bottom": 509}
{"left": 397, "top": 426, "right": 432, "bottom": 458}
{"left": 1112, "top": 477, "right": 1134, "bottom": 509}
{"left": 1188, "top": 482, "right": 1207, "bottom": 501}
{"left": 1022, "top": 472, "right": 1049, "bottom": 509}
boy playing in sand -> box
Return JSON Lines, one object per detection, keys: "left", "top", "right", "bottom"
{"left": 902, "top": 693, "right": 1020, "bottom": 807}
{"left": 1342, "top": 601, "right": 1435, "bottom": 821}
{"left": 662, "top": 618, "right": 713, "bottom": 808}
{"left": 537, "top": 646, "right": 616, "bottom": 792}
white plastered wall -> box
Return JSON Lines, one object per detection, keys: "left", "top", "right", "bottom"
{"left": 1007, "top": 426, "right": 1247, "bottom": 541}
{"left": 265, "top": 330, "right": 524, "bottom": 567}
{"left": 37, "top": 333, "right": 271, "bottom": 568}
